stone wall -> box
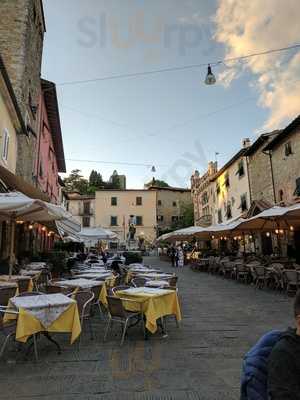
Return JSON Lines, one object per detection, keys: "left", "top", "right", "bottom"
{"left": 247, "top": 142, "right": 275, "bottom": 204}
{"left": 0, "top": 0, "right": 45, "bottom": 184}
{"left": 272, "top": 125, "right": 300, "bottom": 203}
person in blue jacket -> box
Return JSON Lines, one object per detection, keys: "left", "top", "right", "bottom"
{"left": 240, "top": 330, "right": 282, "bottom": 400}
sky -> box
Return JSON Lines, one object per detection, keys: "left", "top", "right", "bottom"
{"left": 42, "top": 0, "right": 300, "bottom": 189}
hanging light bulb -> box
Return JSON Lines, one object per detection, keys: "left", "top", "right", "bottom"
{"left": 151, "top": 166, "right": 156, "bottom": 173}
{"left": 205, "top": 64, "right": 216, "bottom": 85}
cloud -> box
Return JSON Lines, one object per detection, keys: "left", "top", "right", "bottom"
{"left": 214, "top": 0, "right": 300, "bottom": 130}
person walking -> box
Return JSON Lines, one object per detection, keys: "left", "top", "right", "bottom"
{"left": 170, "top": 245, "right": 176, "bottom": 267}
{"left": 177, "top": 246, "right": 184, "bottom": 268}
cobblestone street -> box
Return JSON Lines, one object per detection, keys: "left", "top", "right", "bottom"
{"left": 0, "top": 257, "right": 294, "bottom": 400}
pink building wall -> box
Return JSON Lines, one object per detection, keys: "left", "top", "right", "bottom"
{"left": 35, "top": 93, "right": 60, "bottom": 204}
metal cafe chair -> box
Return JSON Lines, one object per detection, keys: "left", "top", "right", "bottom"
{"left": 104, "top": 296, "right": 144, "bottom": 346}
{"left": 70, "top": 290, "right": 95, "bottom": 345}
{"left": 132, "top": 277, "right": 148, "bottom": 287}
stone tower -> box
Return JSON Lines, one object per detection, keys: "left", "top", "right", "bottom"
{"left": 0, "top": 0, "right": 46, "bottom": 184}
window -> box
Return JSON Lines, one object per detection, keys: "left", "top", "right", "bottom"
{"left": 136, "top": 196, "right": 142, "bottom": 206}
{"left": 218, "top": 209, "right": 223, "bottom": 224}
{"left": 39, "top": 162, "right": 43, "bottom": 178}
{"left": 294, "top": 177, "right": 300, "bottom": 197}
{"left": 240, "top": 194, "right": 248, "bottom": 212}
{"left": 110, "top": 216, "right": 118, "bottom": 226}
{"left": 136, "top": 216, "right": 143, "bottom": 226}
{"left": 111, "top": 197, "right": 117, "bottom": 206}
{"left": 82, "top": 217, "right": 90, "bottom": 227}
{"left": 284, "top": 142, "right": 292, "bottom": 157}
{"left": 2, "top": 129, "right": 9, "bottom": 161}
{"left": 224, "top": 172, "right": 230, "bottom": 188}
{"left": 201, "top": 192, "right": 208, "bottom": 205}
{"left": 83, "top": 202, "right": 91, "bottom": 215}
{"left": 172, "top": 201, "right": 177, "bottom": 207}
{"left": 278, "top": 189, "right": 284, "bottom": 202}
{"left": 157, "top": 215, "right": 164, "bottom": 222}
{"left": 171, "top": 216, "right": 179, "bottom": 223}
{"left": 236, "top": 160, "right": 245, "bottom": 177}
{"left": 226, "top": 204, "right": 232, "bottom": 220}
{"left": 157, "top": 200, "right": 162, "bottom": 206}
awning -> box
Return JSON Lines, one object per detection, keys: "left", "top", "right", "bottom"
{"left": 0, "top": 165, "right": 50, "bottom": 202}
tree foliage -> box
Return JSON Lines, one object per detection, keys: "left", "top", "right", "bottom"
{"left": 145, "top": 179, "right": 170, "bottom": 188}
{"left": 63, "top": 169, "right": 123, "bottom": 194}
{"left": 63, "top": 169, "right": 89, "bottom": 194}
{"left": 172, "top": 202, "right": 194, "bottom": 230}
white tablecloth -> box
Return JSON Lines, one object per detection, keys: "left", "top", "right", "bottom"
{"left": 11, "top": 293, "right": 74, "bottom": 328}
{"left": 54, "top": 278, "right": 103, "bottom": 289}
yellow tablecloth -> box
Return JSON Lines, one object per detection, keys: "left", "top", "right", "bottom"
{"left": 99, "top": 284, "right": 108, "bottom": 306}
{"left": 4, "top": 302, "right": 81, "bottom": 344}
{"left": 116, "top": 290, "right": 181, "bottom": 334}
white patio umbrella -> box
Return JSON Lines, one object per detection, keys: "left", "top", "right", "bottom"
{"left": 77, "top": 227, "right": 118, "bottom": 246}
{"left": 235, "top": 204, "right": 300, "bottom": 231}
{"left": 0, "top": 192, "right": 81, "bottom": 276}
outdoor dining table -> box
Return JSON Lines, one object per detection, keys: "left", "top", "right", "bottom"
{"left": 4, "top": 293, "right": 81, "bottom": 345}
{"left": 0, "top": 275, "right": 33, "bottom": 292}
{"left": 145, "top": 280, "right": 170, "bottom": 288}
{"left": 0, "top": 280, "right": 18, "bottom": 289}
{"left": 115, "top": 287, "right": 182, "bottom": 334}
{"left": 19, "top": 269, "right": 40, "bottom": 277}
{"left": 137, "top": 272, "right": 174, "bottom": 280}
{"left": 75, "top": 272, "right": 113, "bottom": 280}
{"left": 26, "top": 262, "right": 47, "bottom": 270}
{"left": 52, "top": 278, "right": 103, "bottom": 290}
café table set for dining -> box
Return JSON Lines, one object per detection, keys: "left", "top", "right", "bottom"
{"left": 0, "top": 261, "right": 181, "bottom": 361}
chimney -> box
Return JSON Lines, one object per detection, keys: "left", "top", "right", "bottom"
{"left": 242, "top": 138, "right": 251, "bottom": 148}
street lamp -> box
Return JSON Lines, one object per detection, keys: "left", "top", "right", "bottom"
{"left": 205, "top": 64, "right": 216, "bottom": 85}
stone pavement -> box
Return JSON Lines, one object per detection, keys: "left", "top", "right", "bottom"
{"left": 0, "top": 257, "right": 294, "bottom": 400}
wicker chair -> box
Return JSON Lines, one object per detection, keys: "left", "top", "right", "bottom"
{"left": 90, "top": 284, "right": 104, "bottom": 317}
{"left": 168, "top": 276, "right": 178, "bottom": 288}
{"left": 45, "top": 285, "right": 72, "bottom": 295}
{"left": 132, "top": 277, "right": 148, "bottom": 288}
{"left": 254, "top": 266, "right": 266, "bottom": 288}
{"left": 0, "top": 287, "right": 16, "bottom": 306}
{"left": 0, "top": 306, "right": 19, "bottom": 359}
{"left": 71, "top": 290, "right": 95, "bottom": 344}
{"left": 104, "top": 296, "right": 144, "bottom": 345}
{"left": 236, "top": 265, "right": 249, "bottom": 284}
{"left": 112, "top": 285, "right": 130, "bottom": 295}
{"left": 17, "top": 279, "right": 31, "bottom": 293}
{"left": 283, "top": 270, "right": 299, "bottom": 295}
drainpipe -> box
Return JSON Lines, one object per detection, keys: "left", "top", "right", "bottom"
{"left": 262, "top": 149, "right": 276, "bottom": 204}
{"left": 245, "top": 155, "right": 252, "bottom": 205}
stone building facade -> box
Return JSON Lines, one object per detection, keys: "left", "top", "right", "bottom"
{"left": 94, "top": 189, "right": 157, "bottom": 243}
{"left": 263, "top": 115, "right": 300, "bottom": 204}
{"left": 148, "top": 186, "right": 192, "bottom": 234}
{"left": 66, "top": 193, "right": 96, "bottom": 229}
{"left": 245, "top": 131, "right": 280, "bottom": 205}
{"left": 191, "top": 162, "right": 217, "bottom": 226}
{"left": 212, "top": 144, "right": 251, "bottom": 224}
{"left": 0, "top": 0, "right": 46, "bottom": 184}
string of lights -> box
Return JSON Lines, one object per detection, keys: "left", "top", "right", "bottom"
{"left": 54, "top": 44, "right": 300, "bottom": 87}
